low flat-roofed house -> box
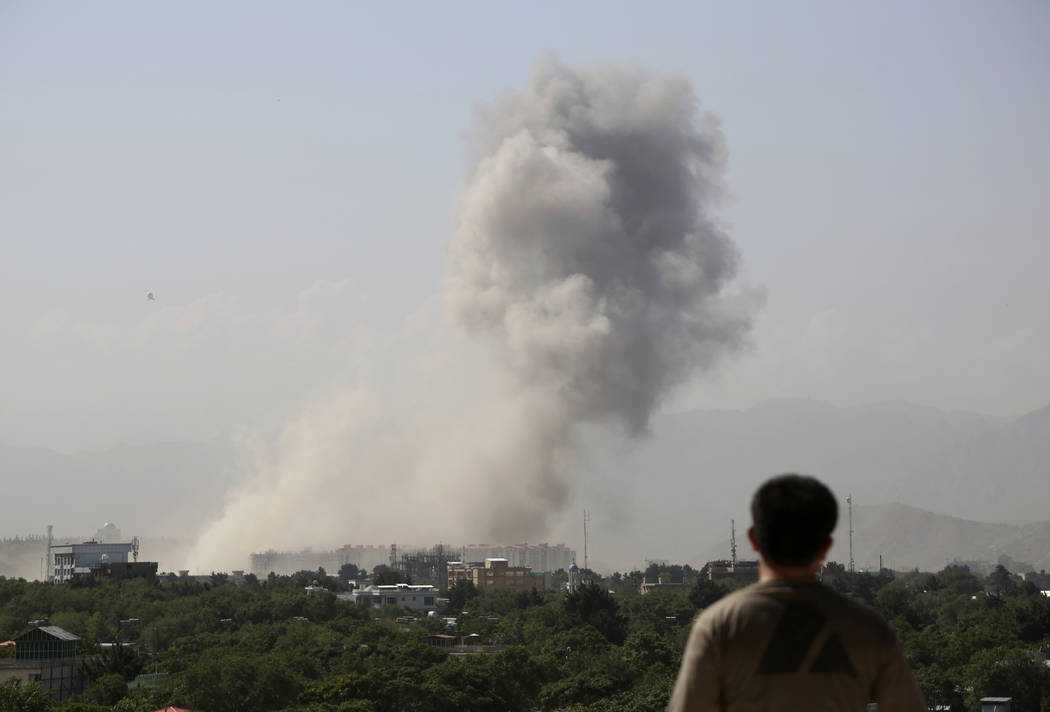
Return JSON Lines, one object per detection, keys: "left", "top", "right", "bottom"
{"left": 422, "top": 634, "right": 456, "bottom": 650}
{"left": 981, "top": 697, "right": 1012, "bottom": 712}
{"left": 343, "top": 583, "right": 439, "bottom": 611}
{"left": 640, "top": 577, "right": 688, "bottom": 595}
{"left": 704, "top": 559, "right": 759, "bottom": 584}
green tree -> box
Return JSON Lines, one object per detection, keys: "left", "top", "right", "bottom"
{"left": 0, "top": 679, "right": 52, "bottom": 712}
{"left": 986, "top": 565, "right": 1020, "bottom": 597}
{"left": 371, "top": 566, "right": 411, "bottom": 586}
{"left": 80, "top": 673, "right": 129, "bottom": 706}
{"left": 564, "top": 584, "right": 627, "bottom": 645}
{"left": 110, "top": 692, "right": 156, "bottom": 712}
{"left": 688, "top": 578, "right": 728, "bottom": 610}
{"left": 338, "top": 563, "right": 363, "bottom": 581}
{"left": 172, "top": 652, "right": 302, "bottom": 712}
{"left": 964, "top": 646, "right": 1050, "bottom": 712}
{"left": 446, "top": 580, "right": 478, "bottom": 612}
{"left": 936, "top": 564, "right": 983, "bottom": 595}
{"left": 80, "top": 643, "right": 144, "bottom": 682}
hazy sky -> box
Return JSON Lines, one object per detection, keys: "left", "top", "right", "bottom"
{"left": 2, "top": 0, "right": 1048, "bottom": 452}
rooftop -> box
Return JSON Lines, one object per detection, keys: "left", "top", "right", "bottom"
{"left": 20, "top": 626, "right": 80, "bottom": 642}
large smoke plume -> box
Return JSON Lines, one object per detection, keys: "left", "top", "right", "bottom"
{"left": 445, "top": 58, "right": 753, "bottom": 535}
{"left": 188, "top": 57, "right": 754, "bottom": 569}
{"left": 450, "top": 57, "right": 748, "bottom": 432}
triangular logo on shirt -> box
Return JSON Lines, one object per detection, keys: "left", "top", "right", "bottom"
{"left": 810, "top": 631, "right": 857, "bottom": 676}
{"left": 755, "top": 602, "right": 857, "bottom": 677}
{"left": 755, "top": 601, "right": 826, "bottom": 674}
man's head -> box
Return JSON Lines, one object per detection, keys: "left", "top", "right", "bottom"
{"left": 749, "top": 474, "right": 837, "bottom": 567}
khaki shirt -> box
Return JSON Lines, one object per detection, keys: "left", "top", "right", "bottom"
{"left": 668, "top": 579, "right": 925, "bottom": 712}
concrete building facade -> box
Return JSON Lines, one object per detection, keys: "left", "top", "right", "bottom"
{"left": 447, "top": 558, "right": 535, "bottom": 591}
{"left": 459, "top": 543, "right": 574, "bottom": 573}
{"left": 704, "top": 559, "right": 759, "bottom": 584}
{"left": 49, "top": 542, "right": 135, "bottom": 583}
{"left": 344, "top": 583, "right": 439, "bottom": 611}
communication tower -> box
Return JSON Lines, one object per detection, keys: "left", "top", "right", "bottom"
{"left": 583, "top": 510, "right": 590, "bottom": 572}
{"left": 730, "top": 519, "right": 737, "bottom": 568}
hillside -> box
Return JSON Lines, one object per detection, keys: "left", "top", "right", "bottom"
{"left": 832, "top": 502, "right": 1050, "bottom": 573}
{"left": 575, "top": 398, "right": 1050, "bottom": 570}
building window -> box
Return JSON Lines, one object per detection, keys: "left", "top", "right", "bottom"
{"left": 424, "top": 597, "right": 434, "bottom": 605}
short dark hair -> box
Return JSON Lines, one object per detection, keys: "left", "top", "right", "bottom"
{"left": 750, "top": 474, "right": 838, "bottom": 566}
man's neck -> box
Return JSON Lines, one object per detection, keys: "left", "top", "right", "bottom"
{"left": 757, "top": 557, "right": 822, "bottom": 583}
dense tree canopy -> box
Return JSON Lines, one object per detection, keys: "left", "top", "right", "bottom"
{"left": 0, "top": 562, "right": 1047, "bottom": 711}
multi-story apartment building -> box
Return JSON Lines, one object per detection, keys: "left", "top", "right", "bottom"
{"left": 447, "top": 557, "right": 537, "bottom": 590}
{"left": 459, "top": 543, "right": 574, "bottom": 573}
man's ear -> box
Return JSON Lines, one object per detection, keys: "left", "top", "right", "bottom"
{"left": 747, "top": 526, "right": 760, "bottom": 552}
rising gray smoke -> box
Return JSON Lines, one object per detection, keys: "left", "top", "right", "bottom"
{"left": 189, "top": 58, "right": 755, "bottom": 570}
{"left": 449, "top": 57, "right": 752, "bottom": 434}
{"left": 446, "top": 57, "right": 755, "bottom": 537}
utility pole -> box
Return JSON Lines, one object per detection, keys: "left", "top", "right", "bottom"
{"left": 46, "top": 524, "right": 53, "bottom": 583}
{"left": 847, "top": 495, "right": 854, "bottom": 574}
{"left": 583, "top": 510, "right": 590, "bottom": 572}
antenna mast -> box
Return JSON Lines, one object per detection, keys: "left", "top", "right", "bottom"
{"left": 583, "top": 510, "right": 590, "bottom": 572}
{"left": 847, "top": 495, "right": 855, "bottom": 573}
{"left": 730, "top": 519, "right": 737, "bottom": 568}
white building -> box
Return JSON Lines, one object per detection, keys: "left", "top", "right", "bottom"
{"left": 342, "top": 583, "right": 439, "bottom": 611}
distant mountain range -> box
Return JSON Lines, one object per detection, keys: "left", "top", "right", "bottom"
{"left": 575, "top": 398, "right": 1050, "bottom": 570}
{"left": 2, "top": 398, "right": 1048, "bottom": 575}
{"left": 840, "top": 502, "right": 1050, "bottom": 574}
